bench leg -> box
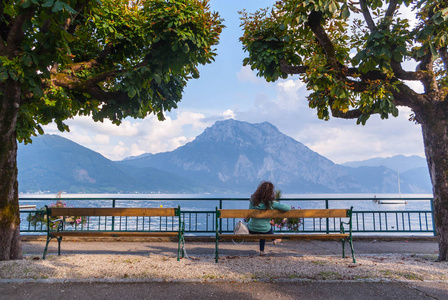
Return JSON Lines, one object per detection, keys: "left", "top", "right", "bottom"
{"left": 177, "top": 234, "right": 181, "bottom": 261}
{"left": 43, "top": 236, "right": 53, "bottom": 260}
{"left": 342, "top": 237, "right": 356, "bottom": 263}
{"left": 177, "top": 238, "right": 180, "bottom": 261}
{"left": 181, "top": 237, "right": 185, "bottom": 259}
{"left": 348, "top": 237, "right": 356, "bottom": 263}
{"left": 215, "top": 238, "right": 219, "bottom": 263}
{"left": 56, "top": 236, "right": 63, "bottom": 256}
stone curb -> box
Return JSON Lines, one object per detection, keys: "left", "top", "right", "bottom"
{"left": 1, "top": 277, "right": 448, "bottom": 285}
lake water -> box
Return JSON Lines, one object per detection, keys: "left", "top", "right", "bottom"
{"left": 19, "top": 193, "right": 434, "bottom": 212}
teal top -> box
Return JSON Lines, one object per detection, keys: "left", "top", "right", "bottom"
{"left": 247, "top": 200, "right": 291, "bottom": 233}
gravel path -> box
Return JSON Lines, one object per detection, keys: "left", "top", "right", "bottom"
{"left": 1, "top": 252, "right": 446, "bottom": 282}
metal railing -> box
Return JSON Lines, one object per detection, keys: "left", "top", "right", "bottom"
{"left": 19, "top": 197, "right": 436, "bottom": 236}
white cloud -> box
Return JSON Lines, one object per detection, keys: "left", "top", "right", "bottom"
{"left": 295, "top": 111, "right": 424, "bottom": 163}
{"left": 275, "top": 78, "right": 306, "bottom": 109}
{"left": 235, "top": 78, "right": 425, "bottom": 164}
{"left": 95, "top": 134, "right": 110, "bottom": 145}
{"left": 61, "top": 116, "right": 139, "bottom": 137}
{"left": 112, "top": 141, "right": 128, "bottom": 158}
{"left": 130, "top": 143, "right": 144, "bottom": 157}
{"left": 42, "top": 110, "right": 223, "bottom": 160}
{"left": 236, "top": 66, "right": 265, "bottom": 84}
{"left": 223, "top": 109, "right": 236, "bottom": 119}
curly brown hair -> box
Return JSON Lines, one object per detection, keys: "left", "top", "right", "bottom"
{"left": 250, "top": 181, "right": 275, "bottom": 209}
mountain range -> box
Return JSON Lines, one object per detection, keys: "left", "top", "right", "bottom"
{"left": 17, "top": 119, "right": 432, "bottom": 194}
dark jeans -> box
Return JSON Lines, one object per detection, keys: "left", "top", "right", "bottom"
{"left": 249, "top": 227, "right": 274, "bottom": 251}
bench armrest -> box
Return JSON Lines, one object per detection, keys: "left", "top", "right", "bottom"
{"left": 339, "top": 220, "right": 352, "bottom": 235}
{"left": 49, "top": 218, "right": 64, "bottom": 231}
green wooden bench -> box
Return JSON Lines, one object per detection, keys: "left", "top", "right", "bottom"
{"left": 43, "top": 206, "right": 184, "bottom": 260}
{"left": 215, "top": 207, "right": 355, "bottom": 263}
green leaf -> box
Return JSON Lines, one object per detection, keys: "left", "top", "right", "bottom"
{"left": 42, "top": 0, "right": 54, "bottom": 8}
{"left": 128, "top": 87, "right": 136, "bottom": 98}
{"left": 392, "top": 106, "right": 399, "bottom": 117}
{"left": 8, "top": 70, "right": 18, "bottom": 81}
{"left": 329, "top": 1, "right": 337, "bottom": 13}
{"left": 153, "top": 73, "right": 162, "bottom": 84}
{"left": 429, "top": 44, "right": 437, "bottom": 56}
{"left": 21, "top": 0, "right": 33, "bottom": 8}
{"left": 340, "top": 4, "right": 350, "bottom": 18}
{"left": 52, "top": 1, "right": 64, "bottom": 12}
{"left": 0, "top": 69, "right": 8, "bottom": 81}
{"left": 416, "top": 47, "right": 426, "bottom": 58}
{"left": 61, "top": 2, "right": 78, "bottom": 14}
{"left": 434, "top": 16, "right": 444, "bottom": 25}
{"left": 393, "top": 52, "right": 402, "bottom": 62}
{"left": 181, "top": 43, "right": 190, "bottom": 53}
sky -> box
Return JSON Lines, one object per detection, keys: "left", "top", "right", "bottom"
{"left": 41, "top": 0, "right": 426, "bottom": 164}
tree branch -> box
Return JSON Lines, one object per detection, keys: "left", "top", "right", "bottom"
{"left": 385, "top": 0, "right": 399, "bottom": 18}
{"left": 414, "top": 53, "right": 440, "bottom": 99}
{"left": 0, "top": 34, "right": 6, "bottom": 54}
{"left": 390, "top": 61, "right": 427, "bottom": 81}
{"left": 306, "top": 11, "right": 341, "bottom": 71}
{"left": 64, "top": 1, "right": 88, "bottom": 34}
{"left": 53, "top": 42, "right": 115, "bottom": 76}
{"left": 5, "top": 8, "right": 35, "bottom": 57}
{"left": 330, "top": 106, "right": 363, "bottom": 119}
{"left": 416, "top": 51, "right": 433, "bottom": 71}
{"left": 329, "top": 80, "right": 426, "bottom": 120}
{"left": 85, "top": 85, "right": 129, "bottom": 105}
{"left": 49, "top": 69, "right": 129, "bottom": 106}
{"left": 0, "top": 5, "right": 6, "bottom": 53}
{"left": 84, "top": 69, "right": 120, "bottom": 85}
{"left": 439, "top": 47, "right": 448, "bottom": 71}
{"left": 279, "top": 60, "right": 307, "bottom": 74}
{"left": 359, "top": 0, "right": 376, "bottom": 32}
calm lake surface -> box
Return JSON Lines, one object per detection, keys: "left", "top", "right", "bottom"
{"left": 19, "top": 193, "right": 434, "bottom": 212}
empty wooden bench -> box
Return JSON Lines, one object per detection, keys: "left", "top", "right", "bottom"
{"left": 215, "top": 207, "right": 355, "bottom": 263}
{"left": 43, "top": 206, "right": 184, "bottom": 260}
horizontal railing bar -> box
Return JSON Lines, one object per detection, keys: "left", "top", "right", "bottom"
{"left": 19, "top": 197, "right": 434, "bottom": 201}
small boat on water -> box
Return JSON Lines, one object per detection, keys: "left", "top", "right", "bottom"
{"left": 373, "top": 167, "right": 407, "bottom": 204}
{"left": 19, "top": 205, "right": 36, "bottom": 210}
{"left": 378, "top": 199, "right": 407, "bottom": 204}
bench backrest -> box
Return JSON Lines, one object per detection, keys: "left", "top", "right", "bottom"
{"left": 48, "top": 207, "right": 180, "bottom": 217}
{"left": 217, "top": 208, "right": 351, "bottom": 219}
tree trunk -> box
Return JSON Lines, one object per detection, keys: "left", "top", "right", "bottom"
{"left": 420, "top": 105, "right": 448, "bottom": 261}
{"left": 0, "top": 79, "right": 22, "bottom": 261}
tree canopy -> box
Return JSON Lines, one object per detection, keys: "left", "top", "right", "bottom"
{"left": 1, "top": 0, "right": 223, "bottom": 142}
{"left": 240, "top": 0, "right": 447, "bottom": 124}
{"left": 240, "top": 0, "right": 448, "bottom": 261}
{"left": 0, "top": 0, "right": 223, "bottom": 261}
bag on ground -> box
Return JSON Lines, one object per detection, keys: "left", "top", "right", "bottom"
{"left": 234, "top": 220, "right": 249, "bottom": 235}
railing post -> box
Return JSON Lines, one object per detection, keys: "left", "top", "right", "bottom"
{"left": 325, "top": 199, "right": 329, "bottom": 234}
{"left": 430, "top": 198, "right": 437, "bottom": 236}
{"left": 219, "top": 199, "right": 223, "bottom": 234}
{"left": 111, "top": 199, "right": 116, "bottom": 231}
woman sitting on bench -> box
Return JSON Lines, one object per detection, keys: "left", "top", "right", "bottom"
{"left": 248, "top": 181, "right": 291, "bottom": 256}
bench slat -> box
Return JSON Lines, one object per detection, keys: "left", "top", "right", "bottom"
{"left": 51, "top": 231, "right": 179, "bottom": 237}
{"left": 218, "top": 209, "right": 349, "bottom": 219}
{"left": 50, "top": 207, "right": 178, "bottom": 217}
{"left": 218, "top": 233, "right": 349, "bottom": 240}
